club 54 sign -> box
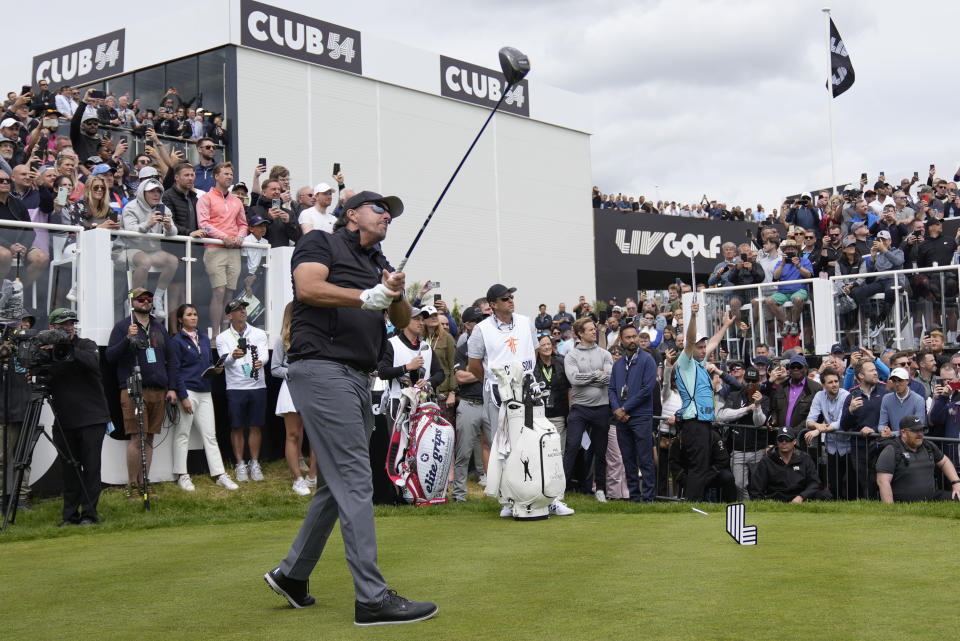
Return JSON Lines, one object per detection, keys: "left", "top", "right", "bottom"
{"left": 241, "top": 0, "right": 362, "bottom": 75}
{"left": 440, "top": 55, "right": 529, "bottom": 117}
{"left": 32, "top": 30, "right": 125, "bottom": 88}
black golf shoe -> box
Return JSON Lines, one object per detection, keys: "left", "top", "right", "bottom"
{"left": 264, "top": 567, "right": 315, "bottom": 608}
{"left": 354, "top": 589, "right": 438, "bottom": 626}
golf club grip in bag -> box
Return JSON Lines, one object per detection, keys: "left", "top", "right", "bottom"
{"left": 385, "top": 388, "right": 455, "bottom": 505}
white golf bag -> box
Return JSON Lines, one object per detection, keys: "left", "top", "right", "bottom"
{"left": 385, "top": 385, "right": 455, "bottom": 505}
{"left": 484, "top": 361, "right": 565, "bottom": 519}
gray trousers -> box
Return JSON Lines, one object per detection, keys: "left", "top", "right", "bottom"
{"left": 280, "top": 359, "right": 387, "bottom": 605}
{"left": 731, "top": 449, "right": 765, "bottom": 502}
{"left": 452, "top": 399, "right": 489, "bottom": 501}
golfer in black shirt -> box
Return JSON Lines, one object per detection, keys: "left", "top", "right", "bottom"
{"left": 264, "top": 190, "right": 438, "bottom": 627}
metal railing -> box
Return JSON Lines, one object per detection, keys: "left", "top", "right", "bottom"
{"left": 647, "top": 416, "right": 960, "bottom": 502}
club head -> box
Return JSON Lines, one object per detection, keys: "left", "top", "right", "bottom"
{"left": 498, "top": 47, "right": 530, "bottom": 87}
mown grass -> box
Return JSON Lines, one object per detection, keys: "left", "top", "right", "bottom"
{"left": 2, "top": 461, "right": 959, "bottom": 641}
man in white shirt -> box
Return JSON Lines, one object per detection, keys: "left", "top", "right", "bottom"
{"left": 215, "top": 299, "right": 270, "bottom": 483}
{"left": 298, "top": 183, "right": 337, "bottom": 234}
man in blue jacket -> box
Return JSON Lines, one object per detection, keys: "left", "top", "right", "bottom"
{"left": 609, "top": 324, "right": 659, "bottom": 502}
{"left": 839, "top": 359, "right": 887, "bottom": 499}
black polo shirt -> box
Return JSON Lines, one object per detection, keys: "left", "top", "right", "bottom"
{"left": 288, "top": 228, "right": 393, "bottom": 372}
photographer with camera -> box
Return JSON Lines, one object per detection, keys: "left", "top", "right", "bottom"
{"left": 106, "top": 288, "right": 177, "bottom": 499}
{"left": 215, "top": 299, "right": 269, "bottom": 483}
{"left": 44, "top": 308, "right": 111, "bottom": 525}
{"left": 0, "top": 316, "right": 32, "bottom": 513}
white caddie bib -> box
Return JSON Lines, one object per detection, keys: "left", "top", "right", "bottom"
{"left": 476, "top": 313, "right": 536, "bottom": 391}
{"left": 388, "top": 335, "right": 433, "bottom": 399}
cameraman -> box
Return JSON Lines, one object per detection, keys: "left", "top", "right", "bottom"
{"left": 0, "top": 317, "right": 32, "bottom": 512}
{"left": 45, "top": 308, "right": 111, "bottom": 526}
{"left": 106, "top": 287, "right": 177, "bottom": 498}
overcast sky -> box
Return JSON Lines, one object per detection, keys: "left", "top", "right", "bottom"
{"left": 5, "top": 0, "right": 958, "bottom": 211}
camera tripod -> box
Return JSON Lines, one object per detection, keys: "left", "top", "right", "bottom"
{"left": 127, "top": 364, "right": 150, "bottom": 511}
{"left": 2, "top": 371, "right": 88, "bottom": 530}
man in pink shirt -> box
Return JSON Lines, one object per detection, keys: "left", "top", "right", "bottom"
{"left": 197, "top": 162, "right": 247, "bottom": 334}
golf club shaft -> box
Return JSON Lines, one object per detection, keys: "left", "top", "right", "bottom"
{"left": 396, "top": 87, "right": 512, "bottom": 273}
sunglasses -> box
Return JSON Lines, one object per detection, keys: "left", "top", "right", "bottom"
{"left": 198, "top": 145, "right": 214, "bottom": 150}
{"left": 91, "top": 185, "right": 105, "bottom": 191}
{"left": 0, "top": 178, "right": 9, "bottom": 184}
{"left": 361, "top": 202, "right": 389, "bottom": 215}
{"left": 788, "top": 364, "right": 805, "bottom": 370}
{"left": 499, "top": 295, "right": 514, "bottom": 302}
{"left": 135, "top": 296, "right": 153, "bottom": 303}
{"left": 776, "top": 436, "right": 795, "bottom": 443}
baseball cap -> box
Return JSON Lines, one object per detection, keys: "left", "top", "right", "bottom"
{"left": 460, "top": 306, "right": 484, "bottom": 323}
{"left": 224, "top": 298, "right": 249, "bottom": 314}
{"left": 830, "top": 343, "right": 845, "bottom": 355}
{"left": 247, "top": 213, "right": 268, "bottom": 227}
{"left": 420, "top": 305, "right": 439, "bottom": 316}
{"left": 889, "top": 367, "right": 910, "bottom": 381}
{"left": 91, "top": 163, "right": 112, "bottom": 176}
{"left": 81, "top": 108, "right": 99, "bottom": 122}
{"left": 899, "top": 415, "right": 925, "bottom": 433}
{"left": 129, "top": 287, "right": 153, "bottom": 299}
{"left": 694, "top": 333, "right": 709, "bottom": 344}
{"left": 0, "top": 118, "right": 22, "bottom": 129}
{"left": 49, "top": 308, "right": 77, "bottom": 324}
{"left": 140, "top": 178, "right": 163, "bottom": 193}
{"left": 850, "top": 221, "right": 866, "bottom": 232}
{"left": 753, "top": 355, "right": 770, "bottom": 366}
{"left": 409, "top": 306, "right": 430, "bottom": 318}
{"left": 776, "top": 426, "right": 797, "bottom": 441}
{"left": 486, "top": 284, "right": 517, "bottom": 302}
{"left": 926, "top": 217, "right": 942, "bottom": 227}
{"left": 313, "top": 182, "right": 334, "bottom": 195}
{"left": 231, "top": 182, "right": 248, "bottom": 193}
{"left": 342, "top": 190, "right": 404, "bottom": 218}
{"left": 612, "top": 305, "right": 623, "bottom": 313}
{"left": 842, "top": 237, "right": 857, "bottom": 248}
{"left": 876, "top": 230, "right": 891, "bottom": 241}
{"left": 788, "top": 354, "right": 808, "bottom": 368}
{"left": 0, "top": 136, "right": 15, "bottom": 146}
{"left": 138, "top": 166, "right": 159, "bottom": 180}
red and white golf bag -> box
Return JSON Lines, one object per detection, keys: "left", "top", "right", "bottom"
{"left": 385, "top": 386, "right": 455, "bottom": 505}
{"left": 484, "top": 361, "right": 565, "bottom": 519}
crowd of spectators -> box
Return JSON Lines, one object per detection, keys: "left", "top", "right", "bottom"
{"left": 3, "top": 76, "right": 960, "bottom": 524}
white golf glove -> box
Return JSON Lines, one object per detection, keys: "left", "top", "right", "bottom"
{"left": 359, "top": 283, "right": 396, "bottom": 310}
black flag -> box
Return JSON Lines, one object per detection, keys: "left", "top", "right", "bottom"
{"left": 828, "top": 18, "right": 855, "bottom": 97}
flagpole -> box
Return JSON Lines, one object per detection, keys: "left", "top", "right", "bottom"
{"left": 823, "top": 7, "right": 838, "bottom": 194}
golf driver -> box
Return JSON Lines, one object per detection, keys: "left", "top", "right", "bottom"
{"left": 395, "top": 46, "right": 530, "bottom": 272}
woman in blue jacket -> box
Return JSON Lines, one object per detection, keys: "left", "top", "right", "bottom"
{"left": 169, "top": 304, "right": 238, "bottom": 491}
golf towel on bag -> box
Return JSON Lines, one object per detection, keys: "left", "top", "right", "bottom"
{"left": 386, "top": 387, "right": 455, "bottom": 505}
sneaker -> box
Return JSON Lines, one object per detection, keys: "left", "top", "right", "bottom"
{"left": 264, "top": 567, "right": 315, "bottom": 609}
{"left": 249, "top": 459, "right": 264, "bottom": 482}
{"left": 177, "top": 474, "right": 195, "bottom": 492}
{"left": 292, "top": 477, "right": 311, "bottom": 496}
{"left": 17, "top": 495, "right": 31, "bottom": 511}
{"left": 124, "top": 482, "right": 140, "bottom": 499}
{"left": 65, "top": 285, "right": 77, "bottom": 302}
{"left": 354, "top": 589, "right": 438, "bottom": 627}
{"left": 305, "top": 476, "right": 317, "bottom": 488}
{"left": 499, "top": 505, "right": 513, "bottom": 518}
{"left": 78, "top": 515, "right": 99, "bottom": 526}
{"left": 595, "top": 490, "right": 608, "bottom": 503}
{"left": 299, "top": 457, "right": 309, "bottom": 473}
{"left": 153, "top": 289, "right": 167, "bottom": 318}
{"left": 235, "top": 461, "right": 249, "bottom": 482}
{"left": 868, "top": 320, "right": 883, "bottom": 339}
{"left": 216, "top": 474, "right": 239, "bottom": 491}
{"left": 478, "top": 474, "right": 487, "bottom": 487}
{"left": 549, "top": 499, "right": 574, "bottom": 516}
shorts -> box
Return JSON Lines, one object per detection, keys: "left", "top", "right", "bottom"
{"left": 203, "top": 246, "right": 241, "bottom": 290}
{"left": 227, "top": 388, "right": 267, "bottom": 428}
{"left": 769, "top": 289, "right": 808, "bottom": 306}
{"left": 121, "top": 388, "right": 167, "bottom": 435}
